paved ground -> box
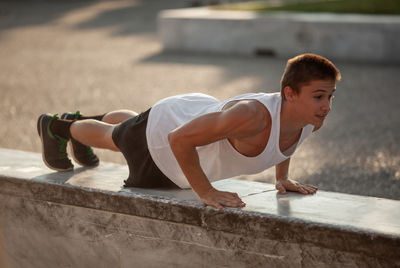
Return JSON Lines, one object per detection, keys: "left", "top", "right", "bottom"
{"left": 0, "top": 0, "right": 399, "bottom": 200}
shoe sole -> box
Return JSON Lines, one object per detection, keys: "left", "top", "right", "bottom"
{"left": 68, "top": 140, "right": 99, "bottom": 168}
{"left": 38, "top": 114, "right": 73, "bottom": 172}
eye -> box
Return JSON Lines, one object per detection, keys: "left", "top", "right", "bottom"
{"left": 314, "top": 95, "right": 322, "bottom": 99}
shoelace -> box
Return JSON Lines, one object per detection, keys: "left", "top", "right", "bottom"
{"left": 86, "top": 146, "right": 94, "bottom": 156}
{"left": 46, "top": 114, "right": 69, "bottom": 159}
{"left": 73, "top": 110, "right": 81, "bottom": 120}
{"left": 54, "top": 134, "right": 69, "bottom": 159}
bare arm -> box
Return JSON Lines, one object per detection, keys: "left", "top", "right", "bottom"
{"left": 168, "top": 100, "right": 267, "bottom": 209}
{"left": 275, "top": 158, "right": 318, "bottom": 195}
{"left": 276, "top": 158, "right": 291, "bottom": 181}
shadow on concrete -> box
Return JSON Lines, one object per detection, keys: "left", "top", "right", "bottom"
{"left": 301, "top": 159, "right": 400, "bottom": 201}
{"left": 141, "top": 50, "right": 280, "bottom": 66}
{"left": 0, "top": 0, "right": 186, "bottom": 36}
{"left": 140, "top": 51, "right": 286, "bottom": 93}
{"left": 32, "top": 166, "right": 92, "bottom": 185}
{"left": 74, "top": 0, "right": 186, "bottom": 36}
{"left": 0, "top": 1, "right": 93, "bottom": 32}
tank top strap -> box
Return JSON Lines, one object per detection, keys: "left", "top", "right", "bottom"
{"left": 216, "top": 92, "right": 282, "bottom": 112}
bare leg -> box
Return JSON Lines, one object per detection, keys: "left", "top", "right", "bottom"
{"left": 70, "top": 109, "right": 140, "bottom": 152}
{"left": 70, "top": 120, "right": 119, "bottom": 151}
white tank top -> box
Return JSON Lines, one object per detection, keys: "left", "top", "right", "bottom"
{"left": 146, "top": 92, "right": 314, "bottom": 188}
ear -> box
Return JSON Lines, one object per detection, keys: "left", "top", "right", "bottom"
{"left": 283, "top": 86, "right": 296, "bottom": 102}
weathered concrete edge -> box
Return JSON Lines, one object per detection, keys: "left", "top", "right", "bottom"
{"left": 0, "top": 175, "right": 398, "bottom": 261}
{"left": 157, "top": 8, "right": 400, "bottom": 62}
{"left": 160, "top": 8, "right": 400, "bottom": 22}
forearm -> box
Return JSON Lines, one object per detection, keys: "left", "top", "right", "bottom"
{"left": 275, "top": 158, "right": 290, "bottom": 181}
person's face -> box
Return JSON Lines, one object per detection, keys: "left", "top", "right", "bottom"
{"left": 290, "top": 79, "right": 336, "bottom": 128}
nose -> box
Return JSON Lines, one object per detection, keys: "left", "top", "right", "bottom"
{"left": 321, "top": 99, "right": 331, "bottom": 113}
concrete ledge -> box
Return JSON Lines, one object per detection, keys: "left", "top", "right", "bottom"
{"left": 158, "top": 8, "right": 400, "bottom": 62}
{"left": 0, "top": 148, "right": 399, "bottom": 267}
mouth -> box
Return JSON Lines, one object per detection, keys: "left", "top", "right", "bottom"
{"left": 315, "top": 114, "right": 327, "bottom": 121}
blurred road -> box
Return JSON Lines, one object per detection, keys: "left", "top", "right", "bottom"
{"left": 0, "top": 0, "right": 399, "bottom": 199}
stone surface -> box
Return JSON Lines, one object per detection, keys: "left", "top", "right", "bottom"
{"left": 1, "top": 194, "right": 393, "bottom": 268}
{"left": 0, "top": 148, "right": 399, "bottom": 267}
{"left": 158, "top": 8, "right": 400, "bottom": 62}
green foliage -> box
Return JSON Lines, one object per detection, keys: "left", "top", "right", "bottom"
{"left": 213, "top": 0, "right": 400, "bottom": 15}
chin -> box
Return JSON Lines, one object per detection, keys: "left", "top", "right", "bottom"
{"left": 313, "top": 120, "right": 324, "bottom": 129}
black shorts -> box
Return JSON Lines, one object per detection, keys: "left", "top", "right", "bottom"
{"left": 112, "top": 108, "right": 178, "bottom": 189}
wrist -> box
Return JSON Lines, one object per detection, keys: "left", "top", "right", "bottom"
{"left": 195, "top": 184, "right": 215, "bottom": 198}
{"left": 276, "top": 176, "right": 288, "bottom": 182}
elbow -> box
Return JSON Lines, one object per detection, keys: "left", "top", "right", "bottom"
{"left": 168, "top": 131, "right": 176, "bottom": 147}
{"left": 168, "top": 131, "right": 175, "bottom": 145}
{"left": 168, "top": 130, "right": 189, "bottom": 159}
{"left": 168, "top": 130, "right": 194, "bottom": 154}
{"left": 168, "top": 130, "right": 182, "bottom": 151}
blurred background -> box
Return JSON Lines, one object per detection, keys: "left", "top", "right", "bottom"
{"left": 0, "top": 0, "right": 399, "bottom": 200}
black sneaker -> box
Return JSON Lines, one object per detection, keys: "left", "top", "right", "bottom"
{"left": 37, "top": 114, "right": 74, "bottom": 171}
{"left": 61, "top": 111, "right": 100, "bottom": 167}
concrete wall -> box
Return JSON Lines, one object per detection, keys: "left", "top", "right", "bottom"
{"left": 0, "top": 231, "right": 9, "bottom": 268}
{"left": 158, "top": 8, "right": 400, "bottom": 62}
{"left": 0, "top": 149, "right": 399, "bottom": 267}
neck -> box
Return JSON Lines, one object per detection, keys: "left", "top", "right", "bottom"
{"left": 280, "top": 99, "right": 306, "bottom": 136}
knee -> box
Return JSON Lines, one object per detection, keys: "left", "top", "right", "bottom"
{"left": 103, "top": 110, "right": 138, "bottom": 124}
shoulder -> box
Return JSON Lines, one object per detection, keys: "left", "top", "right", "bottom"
{"left": 223, "top": 98, "right": 267, "bottom": 115}
{"left": 221, "top": 99, "right": 270, "bottom": 131}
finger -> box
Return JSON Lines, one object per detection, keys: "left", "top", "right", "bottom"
{"left": 220, "top": 192, "right": 245, "bottom": 203}
{"left": 276, "top": 183, "right": 286, "bottom": 194}
{"left": 306, "top": 184, "right": 318, "bottom": 193}
{"left": 231, "top": 192, "right": 241, "bottom": 199}
{"left": 203, "top": 198, "right": 224, "bottom": 210}
{"left": 221, "top": 196, "right": 244, "bottom": 204}
{"left": 222, "top": 191, "right": 242, "bottom": 200}
{"left": 209, "top": 201, "right": 223, "bottom": 210}
{"left": 218, "top": 192, "right": 244, "bottom": 201}
{"left": 310, "top": 186, "right": 318, "bottom": 193}
{"left": 230, "top": 193, "right": 245, "bottom": 205}
{"left": 231, "top": 200, "right": 246, "bottom": 207}
{"left": 219, "top": 197, "right": 246, "bottom": 207}
{"left": 298, "top": 186, "right": 308, "bottom": 194}
{"left": 305, "top": 184, "right": 318, "bottom": 190}
{"left": 303, "top": 185, "right": 317, "bottom": 194}
{"left": 309, "top": 188, "right": 317, "bottom": 194}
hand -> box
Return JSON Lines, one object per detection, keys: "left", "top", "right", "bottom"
{"left": 275, "top": 178, "right": 318, "bottom": 195}
{"left": 200, "top": 188, "right": 246, "bottom": 210}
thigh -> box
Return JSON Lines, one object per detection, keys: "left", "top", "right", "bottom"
{"left": 112, "top": 109, "right": 178, "bottom": 189}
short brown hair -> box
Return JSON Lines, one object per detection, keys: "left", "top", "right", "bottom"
{"left": 280, "top": 53, "right": 341, "bottom": 100}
